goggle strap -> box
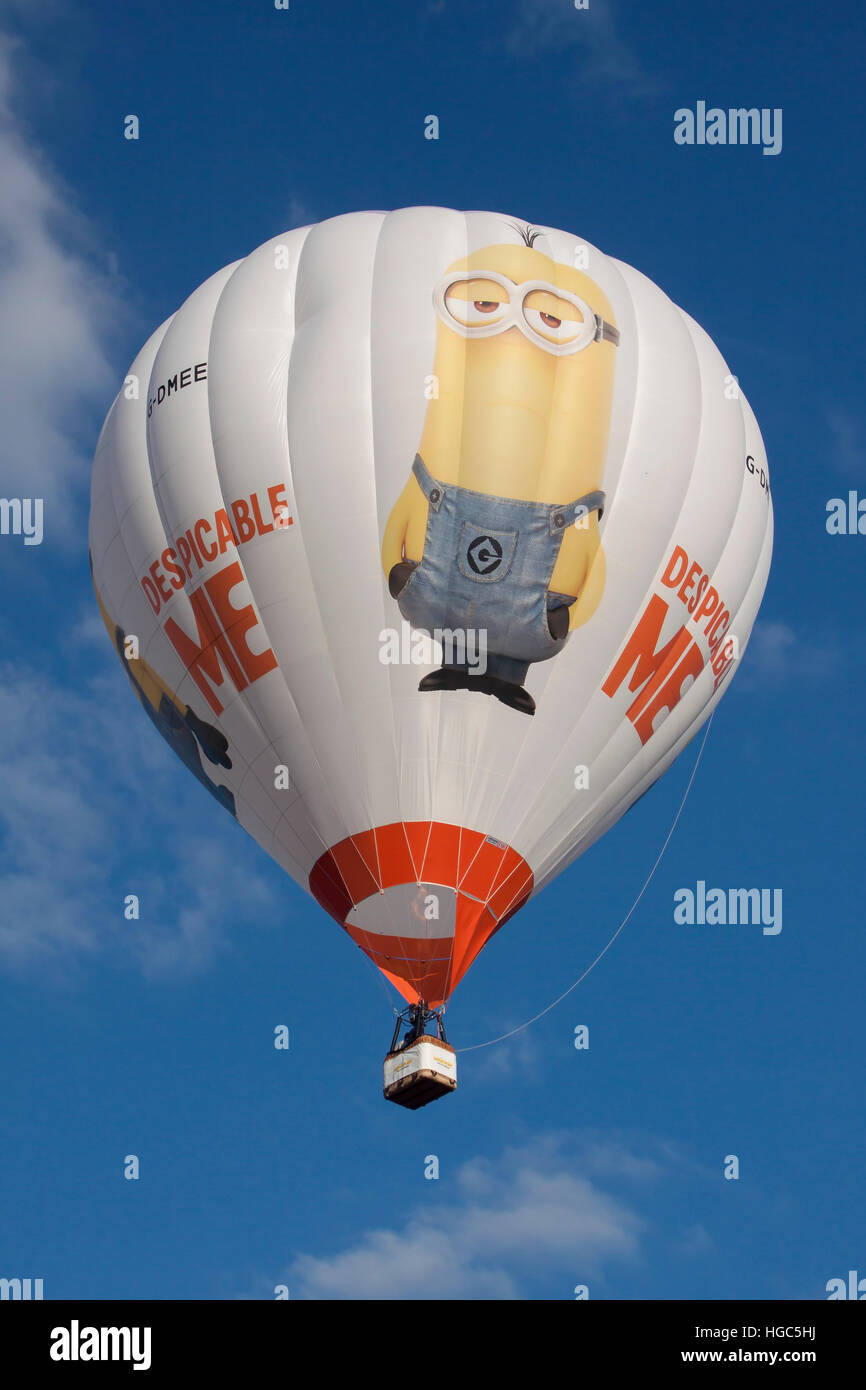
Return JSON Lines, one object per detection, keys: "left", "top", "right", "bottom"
{"left": 595, "top": 316, "right": 621, "bottom": 347}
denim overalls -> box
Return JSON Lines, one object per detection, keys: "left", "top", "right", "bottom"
{"left": 395, "top": 455, "right": 605, "bottom": 687}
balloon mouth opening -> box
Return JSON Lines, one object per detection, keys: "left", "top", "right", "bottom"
{"left": 309, "top": 820, "right": 533, "bottom": 1006}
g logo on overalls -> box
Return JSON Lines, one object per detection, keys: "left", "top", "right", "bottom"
{"left": 467, "top": 534, "right": 503, "bottom": 575}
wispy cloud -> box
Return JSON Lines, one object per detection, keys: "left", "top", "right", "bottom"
{"left": 826, "top": 406, "right": 861, "bottom": 478}
{"left": 283, "top": 196, "right": 315, "bottom": 231}
{"left": 737, "top": 621, "right": 838, "bottom": 692}
{"left": 503, "top": 0, "right": 659, "bottom": 98}
{"left": 467, "top": 1025, "right": 540, "bottom": 1081}
{"left": 675, "top": 1222, "right": 713, "bottom": 1257}
{"left": 286, "top": 1133, "right": 648, "bottom": 1299}
{"left": 0, "top": 29, "right": 129, "bottom": 527}
{"left": 0, "top": 647, "right": 275, "bottom": 976}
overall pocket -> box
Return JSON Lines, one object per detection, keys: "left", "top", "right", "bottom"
{"left": 456, "top": 520, "right": 518, "bottom": 583}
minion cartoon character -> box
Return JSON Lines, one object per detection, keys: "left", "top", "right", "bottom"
{"left": 90, "top": 558, "right": 236, "bottom": 816}
{"left": 381, "top": 225, "right": 619, "bottom": 715}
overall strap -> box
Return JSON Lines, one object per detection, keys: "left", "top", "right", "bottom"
{"left": 411, "top": 455, "right": 446, "bottom": 512}
{"left": 548, "top": 490, "right": 606, "bottom": 534}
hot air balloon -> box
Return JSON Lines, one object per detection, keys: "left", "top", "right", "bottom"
{"left": 89, "top": 208, "right": 772, "bottom": 1109}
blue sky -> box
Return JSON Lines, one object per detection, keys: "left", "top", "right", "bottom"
{"left": 0, "top": 0, "right": 864, "bottom": 1300}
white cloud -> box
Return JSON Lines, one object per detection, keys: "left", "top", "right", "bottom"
{"left": 130, "top": 835, "right": 275, "bottom": 980}
{"left": 737, "top": 621, "right": 837, "bottom": 691}
{"left": 0, "top": 30, "right": 129, "bottom": 526}
{"left": 503, "top": 0, "right": 659, "bottom": 97}
{"left": 287, "top": 1134, "right": 646, "bottom": 1299}
{"left": 578, "top": 1135, "right": 664, "bottom": 1181}
{"left": 0, "top": 649, "right": 275, "bottom": 976}
{"left": 467, "top": 1026, "right": 539, "bottom": 1081}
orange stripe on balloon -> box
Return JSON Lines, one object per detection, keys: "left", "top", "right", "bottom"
{"left": 373, "top": 822, "right": 417, "bottom": 888}
{"left": 419, "top": 821, "right": 461, "bottom": 888}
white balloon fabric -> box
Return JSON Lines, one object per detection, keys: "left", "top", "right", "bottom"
{"left": 89, "top": 208, "right": 773, "bottom": 1007}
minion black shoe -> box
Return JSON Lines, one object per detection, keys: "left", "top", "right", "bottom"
{"left": 418, "top": 666, "right": 470, "bottom": 693}
{"left": 471, "top": 674, "right": 536, "bottom": 716}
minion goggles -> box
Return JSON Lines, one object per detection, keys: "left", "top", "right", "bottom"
{"left": 433, "top": 270, "right": 620, "bottom": 357}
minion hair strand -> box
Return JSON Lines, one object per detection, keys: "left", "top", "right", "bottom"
{"left": 509, "top": 221, "right": 543, "bottom": 248}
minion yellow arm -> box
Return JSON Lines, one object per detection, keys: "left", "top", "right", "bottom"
{"left": 381, "top": 474, "right": 428, "bottom": 576}
{"left": 568, "top": 542, "right": 606, "bottom": 631}
{"left": 549, "top": 513, "right": 606, "bottom": 632}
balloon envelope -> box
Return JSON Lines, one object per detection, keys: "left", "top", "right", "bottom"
{"left": 89, "top": 208, "right": 772, "bottom": 1007}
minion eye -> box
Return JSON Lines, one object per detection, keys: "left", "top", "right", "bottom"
{"left": 523, "top": 291, "right": 585, "bottom": 344}
{"left": 443, "top": 278, "right": 509, "bottom": 328}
